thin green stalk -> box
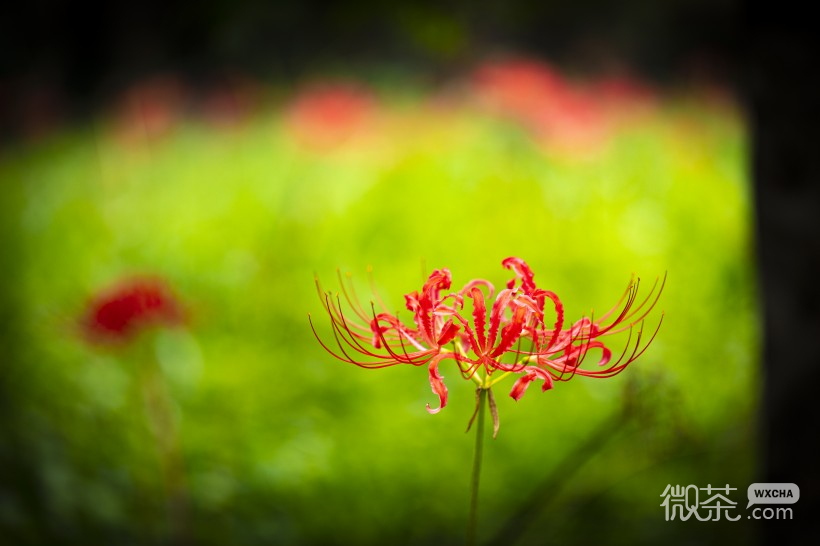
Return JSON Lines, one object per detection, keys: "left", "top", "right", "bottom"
{"left": 467, "top": 387, "right": 488, "bottom": 546}
{"left": 138, "top": 343, "right": 190, "bottom": 545}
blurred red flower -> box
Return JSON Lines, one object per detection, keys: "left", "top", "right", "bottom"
{"left": 112, "top": 75, "right": 186, "bottom": 145}
{"left": 83, "top": 278, "right": 183, "bottom": 343}
{"left": 472, "top": 58, "right": 657, "bottom": 154}
{"left": 286, "top": 83, "right": 376, "bottom": 150}
{"left": 311, "top": 258, "right": 664, "bottom": 414}
{"left": 472, "top": 58, "right": 566, "bottom": 123}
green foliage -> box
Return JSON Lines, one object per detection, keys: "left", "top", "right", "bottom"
{"left": 0, "top": 88, "right": 756, "bottom": 545}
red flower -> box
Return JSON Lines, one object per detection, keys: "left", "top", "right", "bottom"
{"left": 112, "top": 75, "right": 186, "bottom": 145}
{"left": 286, "top": 83, "right": 376, "bottom": 150}
{"left": 310, "top": 259, "right": 664, "bottom": 416}
{"left": 472, "top": 59, "right": 563, "bottom": 119}
{"left": 471, "top": 58, "right": 657, "bottom": 154}
{"left": 83, "top": 277, "right": 183, "bottom": 343}
{"left": 472, "top": 59, "right": 604, "bottom": 140}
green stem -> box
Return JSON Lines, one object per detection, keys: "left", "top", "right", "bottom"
{"left": 467, "top": 388, "right": 487, "bottom": 546}
{"left": 138, "top": 342, "right": 190, "bottom": 545}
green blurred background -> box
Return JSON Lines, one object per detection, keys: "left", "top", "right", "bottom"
{"left": 0, "top": 68, "right": 756, "bottom": 544}
{"left": 1, "top": 1, "right": 760, "bottom": 544}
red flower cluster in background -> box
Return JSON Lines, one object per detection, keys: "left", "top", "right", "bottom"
{"left": 473, "top": 59, "right": 567, "bottom": 123}
{"left": 83, "top": 277, "right": 183, "bottom": 343}
{"left": 286, "top": 83, "right": 377, "bottom": 150}
{"left": 311, "top": 258, "right": 663, "bottom": 414}
{"left": 112, "top": 75, "right": 187, "bottom": 145}
{"left": 471, "top": 58, "right": 656, "bottom": 153}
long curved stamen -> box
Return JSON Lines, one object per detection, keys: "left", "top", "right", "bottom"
{"left": 337, "top": 269, "right": 377, "bottom": 326}
{"left": 369, "top": 305, "right": 432, "bottom": 366}
{"left": 310, "top": 311, "right": 398, "bottom": 368}
{"left": 595, "top": 274, "right": 636, "bottom": 323}
{"left": 368, "top": 266, "right": 392, "bottom": 315}
{"left": 602, "top": 273, "right": 666, "bottom": 335}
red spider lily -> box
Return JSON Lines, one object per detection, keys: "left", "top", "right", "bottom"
{"left": 471, "top": 58, "right": 659, "bottom": 154}
{"left": 286, "top": 83, "right": 376, "bottom": 150}
{"left": 471, "top": 59, "right": 607, "bottom": 147}
{"left": 472, "top": 58, "right": 566, "bottom": 123}
{"left": 83, "top": 277, "right": 183, "bottom": 343}
{"left": 310, "top": 258, "right": 664, "bottom": 420}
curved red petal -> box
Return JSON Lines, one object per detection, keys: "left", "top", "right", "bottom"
{"left": 487, "top": 288, "right": 514, "bottom": 349}
{"left": 509, "top": 373, "right": 535, "bottom": 401}
{"left": 426, "top": 354, "right": 449, "bottom": 414}
{"left": 404, "top": 291, "right": 420, "bottom": 312}
{"left": 537, "top": 368, "right": 555, "bottom": 391}
{"left": 502, "top": 257, "right": 536, "bottom": 295}
{"left": 509, "top": 366, "right": 554, "bottom": 401}
{"left": 491, "top": 305, "right": 527, "bottom": 357}
{"left": 596, "top": 344, "right": 613, "bottom": 366}
{"left": 469, "top": 287, "right": 488, "bottom": 352}
{"left": 421, "top": 268, "right": 452, "bottom": 301}
{"left": 436, "top": 319, "right": 460, "bottom": 346}
{"left": 539, "top": 290, "right": 564, "bottom": 348}
{"left": 459, "top": 279, "right": 495, "bottom": 299}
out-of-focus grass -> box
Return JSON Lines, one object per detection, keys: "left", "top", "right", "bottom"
{"left": 0, "top": 73, "right": 755, "bottom": 545}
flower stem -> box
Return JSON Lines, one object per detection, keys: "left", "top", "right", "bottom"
{"left": 138, "top": 342, "right": 191, "bottom": 545}
{"left": 467, "top": 387, "right": 487, "bottom": 546}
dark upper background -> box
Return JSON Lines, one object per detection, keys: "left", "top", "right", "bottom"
{"left": 1, "top": 0, "right": 740, "bottom": 142}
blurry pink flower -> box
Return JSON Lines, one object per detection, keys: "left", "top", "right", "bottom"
{"left": 311, "top": 258, "right": 664, "bottom": 415}
{"left": 472, "top": 58, "right": 565, "bottom": 123}
{"left": 471, "top": 58, "right": 609, "bottom": 152}
{"left": 113, "top": 75, "right": 186, "bottom": 144}
{"left": 286, "top": 83, "right": 376, "bottom": 150}
{"left": 83, "top": 277, "right": 183, "bottom": 343}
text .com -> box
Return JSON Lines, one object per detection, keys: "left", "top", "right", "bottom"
{"left": 750, "top": 507, "right": 793, "bottom": 520}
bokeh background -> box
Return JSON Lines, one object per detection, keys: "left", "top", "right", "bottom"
{"left": 2, "top": 1, "right": 792, "bottom": 545}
